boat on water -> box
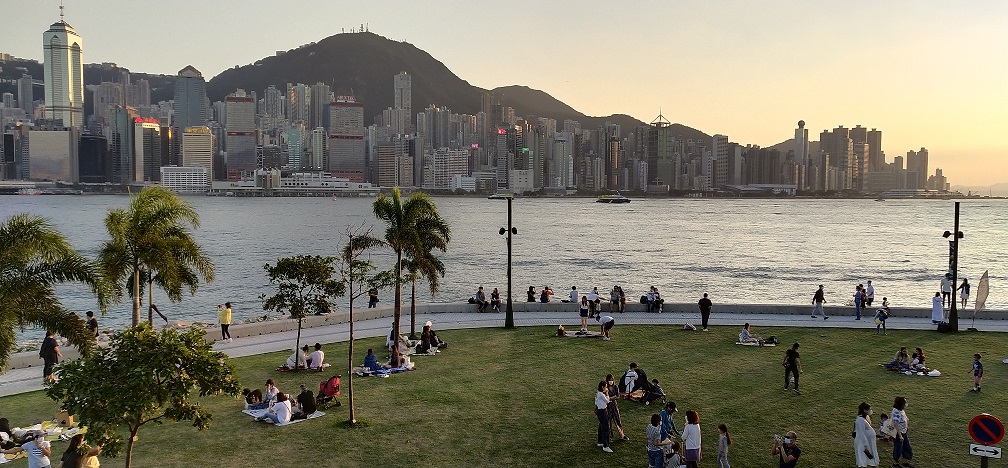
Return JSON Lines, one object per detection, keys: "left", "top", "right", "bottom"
{"left": 17, "top": 188, "right": 41, "bottom": 195}
{"left": 487, "top": 193, "right": 513, "bottom": 200}
{"left": 596, "top": 193, "right": 631, "bottom": 204}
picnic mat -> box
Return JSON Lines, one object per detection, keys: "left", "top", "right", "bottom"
{"left": 351, "top": 365, "right": 414, "bottom": 377}
{"left": 735, "top": 341, "right": 776, "bottom": 347}
{"left": 562, "top": 330, "right": 603, "bottom": 338}
{"left": 242, "top": 409, "right": 325, "bottom": 426}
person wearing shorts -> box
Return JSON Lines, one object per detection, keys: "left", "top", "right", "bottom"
{"left": 579, "top": 295, "right": 590, "bottom": 333}
{"left": 598, "top": 315, "right": 615, "bottom": 341}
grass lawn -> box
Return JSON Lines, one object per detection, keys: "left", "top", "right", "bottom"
{"left": 2, "top": 325, "right": 1005, "bottom": 467}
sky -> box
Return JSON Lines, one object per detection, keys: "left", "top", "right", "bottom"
{"left": 4, "top": 1, "right": 1006, "bottom": 187}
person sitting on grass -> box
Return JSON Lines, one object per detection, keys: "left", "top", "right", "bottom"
{"left": 886, "top": 347, "right": 910, "bottom": 371}
{"left": 417, "top": 321, "right": 445, "bottom": 354}
{"left": 285, "top": 345, "right": 309, "bottom": 370}
{"left": 910, "top": 347, "right": 927, "bottom": 372}
{"left": 257, "top": 392, "right": 292, "bottom": 424}
{"left": 249, "top": 379, "right": 279, "bottom": 410}
{"left": 877, "top": 413, "right": 895, "bottom": 442}
{"left": 739, "top": 323, "right": 761, "bottom": 344}
{"left": 242, "top": 387, "right": 264, "bottom": 409}
{"left": 620, "top": 362, "right": 650, "bottom": 401}
{"left": 292, "top": 384, "right": 317, "bottom": 419}
{"left": 363, "top": 348, "right": 382, "bottom": 372}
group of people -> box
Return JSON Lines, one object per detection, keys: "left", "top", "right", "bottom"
{"left": 0, "top": 429, "right": 102, "bottom": 468}
{"left": 851, "top": 398, "right": 913, "bottom": 468}
{"left": 283, "top": 343, "right": 327, "bottom": 371}
{"left": 933, "top": 274, "right": 971, "bottom": 324}
{"left": 245, "top": 378, "right": 318, "bottom": 424}
{"left": 883, "top": 347, "right": 929, "bottom": 373}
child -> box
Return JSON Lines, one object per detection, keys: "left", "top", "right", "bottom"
{"left": 665, "top": 440, "right": 685, "bottom": 468}
{"left": 717, "top": 423, "right": 732, "bottom": 468}
{"left": 873, "top": 299, "right": 888, "bottom": 335}
{"left": 647, "top": 413, "right": 669, "bottom": 468}
{"left": 877, "top": 413, "right": 895, "bottom": 442}
{"left": 971, "top": 353, "right": 984, "bottom": 392}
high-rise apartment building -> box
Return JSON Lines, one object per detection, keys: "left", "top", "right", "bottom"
{"left": 867, "top": 128, "right": 882, "bottom": 172}
{"left": 224, "top": 95, "right": 257, "bottom": 179}
{"left": 309, "top": 82, "right": 331, "bottom": 131}
{"left": 133, "top": 118, "right": 161, "bottom": 182}
{"left": 906, "top": 148, "right": 928, "bottom": 190}
{"left": 376, "top": 137, "right": 412, "bottom": 187}
{"left": 43, "top": 14, "right": 84, "bottom": 129}
{"left": 288, "top": 83, "right": 310, "bottom": 125}
{"left": 307, "top": 128, "right": 326, "bottom": 170}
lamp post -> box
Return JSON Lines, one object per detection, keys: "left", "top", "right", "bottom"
{"left": 942, "top": 201, "right": 964, "bottom": 332}
{"left": 497, "top": 194, "right": 516, "bottom": 328}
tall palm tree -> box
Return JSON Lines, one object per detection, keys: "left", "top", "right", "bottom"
{"left": 99, "top": 187, "right": 215, "bottom": 326}
{"left": 0, "top": 213, "right": 108, "bottom": 369}
{"left": 404, "top": 251, "right": 446, "bottom": 338}
{"left": 372, "top": 188, "right": 451, "bottom": 356}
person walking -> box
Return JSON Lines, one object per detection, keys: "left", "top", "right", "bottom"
{"left": 698, "top": 293, "right": 713, "bottom": 332}
{"left": 595, "top": 381, "right": 613, "bottom": 453}
{"left": 367, "top": 287, "right": 379, "bottom": 308}
{"left": 717, "top": 423, "right": 732, "bottom": 468}
{"left": 931, "top": 291, "right": 943, "bottom": 324}
{"left": 958, "top": 278, "right": 970, "bottom": 309}
{"left": 971, "top": 353, "right": 983, "bottom": 392}
{"left": 218, "top": 303, "right": 232, "bottom": 342}
{"left": 85, "top": 310, "right": 99, "bottom": 338}
{"left": 783, "top": 342, "right": 801, "bottom": 395}
{"left": 811, "top": 285, "right": 829, "bottom": 319}
{"left": 39, "top": 330, "right": 61, "bottom": 383}
{"left": 854, "top": 402, "right": 879, "bottom": 467}
{"left": 890, "top": 396, "right": 914, "bottom": 468}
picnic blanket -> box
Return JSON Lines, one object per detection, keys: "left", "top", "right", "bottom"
{"left": 351, "top": 364, "right": 414, "bottom": 377}
{"left": 735, "top": 341, "right": 776, "bottom": 347}
{"left": 562, "top": 330, "right": 603, "bottom": 338}
{"left": 242, "top": 409, "right": 325, "bottom": 426}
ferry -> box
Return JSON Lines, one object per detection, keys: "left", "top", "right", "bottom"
{"left": 17, "top": 188, "right": 42, "bottom": 195}
{"left": 596, "top": 193, "right": 631, "bottom": 204}
{"left": 487, "top": 193, "right": 513, "bottom": 200}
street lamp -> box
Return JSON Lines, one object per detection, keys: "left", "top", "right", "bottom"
{"left": 497, "top": 194, "right": 517, "bottom": 328}
{"left": 942, "top": 201, "right": 964, "bottom": 332}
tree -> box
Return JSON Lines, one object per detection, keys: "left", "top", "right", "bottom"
{"left": 372, "top": 187, "right": 451, "bottom": 363}
{"left": 46, "top": 325, "right": 240, "bottom": 468}
{"left": 337, "top": 225, "right": 393, "bottom": 424}
{"left": 0, "top": 213, "right": 108, "bottom": 369}
{"left": 403, "top": 251, "right": 445, "bottom": 338}
{"left": 261, "top": 256, "right": 345, "bottom": 368}
{"left": 99, "top": 186, "right": 215, "bottom": 326}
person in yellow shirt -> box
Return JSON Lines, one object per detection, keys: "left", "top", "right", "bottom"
{"left": 219, "top": 302, "right": 232, "bottom": 342}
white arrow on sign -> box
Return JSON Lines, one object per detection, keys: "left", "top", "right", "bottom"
{"left": 969, "top": 444, "right": 1002, "bottom": 459}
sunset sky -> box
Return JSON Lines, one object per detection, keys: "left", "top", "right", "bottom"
{"left": 5, "top": 1, "right": 1006, "bottom": 186}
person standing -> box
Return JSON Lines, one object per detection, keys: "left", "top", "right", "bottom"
{"left": 971, "top": 353, "right": 984, "bottom": 392}
{"left": 85, "top": 310, "right": 99, "bottom": 338}
{"left": 854, "top": 402, "right": 879, "bottom": 467}
{"left": 595, "top": 381, "right": 613, "bottom": 453}
{"left": 682, "top": 409, "right": 702, "bottom": 468}
{"left": 717, "top": 423, "right": 732, "bottom": 468}
{"left": 646, "top": 413, "right": 669, "bottom": 468}
{"left": 605, "top": 374, "right": 628, "bottom": 442}
{"left": 853, "top": 285, "right": 864, "bottom": 320}
{"left": 958, "top": 278, "right": 970, "bottom": 309}
{"left": 811, "top": 285, "right": 829, "bottom": 320}
{"left": 587, "top": 287, "right": 600, "bottom": 319}
{"left": 873, "top": 301, "right": 888, "bottom": 335}
{"left": 579, "top": 296, "right": 590, "bottom": 334}
{"left": 941, "top": 273, "right": 952, "bottom": 309}
{"left": 39, "top": 330, "right": 61, "bottom": 383}
{"left": 219, "top": 303, "right": 232, "bottom": 342}
{"left": 783, "top": 342, "right": 801, "bottom": 395}
{"left": 931, "top": 291, "right": 943, "bottom": 324}
{"left": 660, "top": 401, "right": 681, "bottom": 442}
{"left": 890, "top": 396, "right": 913, "bottom": 467}
{"left": 698, "top": 293, "right": 713, "bottom": 332}
{"left": 865, "top": 280, "right": 875, "bottom": 307}
{"left": 618, "top": 286, "right": 626, "bottom": 313}
{"left": 771, "top": 431, "right": 801, "bottom": 468}
{"left": 368, "top": 287, "right": 379, "bottom": 308}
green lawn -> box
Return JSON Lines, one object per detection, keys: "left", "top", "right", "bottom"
{"left": 2, "top": 325, "right": 1005, "bottom": 467}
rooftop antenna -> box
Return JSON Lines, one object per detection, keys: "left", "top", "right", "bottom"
{"left": 59, "top": 0, "right": 65, "bottom": 20}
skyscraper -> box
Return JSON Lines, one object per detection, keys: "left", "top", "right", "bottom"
{"left": 182, "top": 126, "right": 214, "bottom": 182}
{"left": 42, "top": 11, "right": 84, "bottom": 129}
{"left": 328, "top": 97, "right": 366, "bottom": 180}
{"left": 224, "top": 95, "right": 257, "bottom": 179}
{"left": 173, "top": 66, "right": 208, "bottom": 163}
{"left": 17, "top": 75, "right": 35, "bottom": 117}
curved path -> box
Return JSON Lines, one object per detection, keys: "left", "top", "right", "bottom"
{"left": 2, "top": 310, "right": 1004, "bottom": 397}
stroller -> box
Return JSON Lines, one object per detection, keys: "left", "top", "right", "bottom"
{"left": 316, "top": 374, "right": 342, "bottom": 409}
{"left": 640, "top": 379, "right": 667, "bottom": 405}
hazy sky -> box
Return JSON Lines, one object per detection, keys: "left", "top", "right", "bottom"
{"left": 5, "top": 1, "right": 1006, "bottom": 186}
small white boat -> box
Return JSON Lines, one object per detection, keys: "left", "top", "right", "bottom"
{"left": 596, "top": 193, "right": 631, "bottom": 204}
{"left": 487, "top": 193, "right": 512, "bottom": 200}
{"left": 17, "top": 188, "right": 41, "bottom": 195}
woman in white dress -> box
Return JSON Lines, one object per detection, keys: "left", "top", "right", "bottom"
{"left": 854, "top": 402, "right": 879, "bottom": 467}
{"left": 931, "top": 291, "right": 943, "bottom": 324}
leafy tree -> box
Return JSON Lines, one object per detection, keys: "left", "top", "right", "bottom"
{"left": 372, "top": 187, "right": 451, "bottom": 363}
{"left": 0, "top": 213, "right": 108, "bottom": 369}
{"left": 261, "top": 256, "right": 345, "bottom": 367}
{"left": 337, "top": 225, "right": 394, "bottom": 424}
{"left": 46, "top": 325, "right": 240, "bottom": 468}
{"left": 99, "top": 186, "right": 215, "bottom": 326}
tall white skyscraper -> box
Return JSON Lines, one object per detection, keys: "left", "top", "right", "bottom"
{"left": 42, "top": 9, "right": 84, "bottom": 129}
{"left": 394, "top": 72, "right": 411, "bottom": 115}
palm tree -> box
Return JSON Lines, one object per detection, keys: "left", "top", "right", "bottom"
{"left": 99, "top": 187, "right": 214, "bottom": 326}
{"left": 372, "top": 188, "right": 451, "bottom": 359}
{"left": 403, "top": 251, "right": 446, "bottom": 339}
{"left": 0, "top": 213, "right": 108, "bottom": 369}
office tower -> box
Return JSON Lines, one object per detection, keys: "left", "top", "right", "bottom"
{"left": 173, "top": 65, "right": 208, "bottom": 163}
{"left": 224, "top": 95, "right": 257, "bottom": 179}
{"left": 376, "top": 137, "right": 412, "bottom": 187}
{"left": 91, "top": 82, "right": 124, "bottom": 129}
{"left": 707, "top": 134, "right": 728, "bottom": 188}
{"left": 794, "top": 120, "right": 809, "bottom": 188}
{"left": 1, "top": 93, "right": 13, "bottom": 109}
{"left": 181, "top": 126, "right": 213, "bottom": 182}
{"left": 906, "top": 148, "right": 928, "bottom": 190}
{"left": 133, "top": 118, "right": 161, "bottom": 182}
{"left": 309, "top": 82, "right": 330, "bottom": 131}
{"left": 108, "top": 105, "right": 135, "bottom": 183}
{"left": 308, "top": 127, "right": 326, "bottom": 170}
{"left": 43, "top": 12, "right": 84, "bottom": 129}
{"left": 494, "top": 126, "right": 511, "bottom": 190}
{"left": 867, "top": 129, "right": 882, "bottom": 172}
{"left": 327, "top": 97, "right": 365, "bottom": 180}
{"left": 286, "top": 127, "right": 303, "bottom": 169}
{"left": 17, "top": 75, "right": 35, "bottom": 117}
{"left": 28, "top": 122, "right": 79, "bottom": 182}
{"left": 394, "top": 71, "right": 411, "bottom": 113}
{"left": 551, "top": 131, "right": 574, "bottom": 188}
{"left": 645, "top": 113, "right": 676, "bottom": 189}
{"left": 78, "top": 134, "right": 110, "bottom": 183}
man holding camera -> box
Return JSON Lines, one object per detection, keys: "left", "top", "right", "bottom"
{"left": 771, "top": 431, "right": 800, "bottom": 467}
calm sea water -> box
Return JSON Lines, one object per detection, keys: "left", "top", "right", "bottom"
{"left": 2, "top": 195, "right": 1005, "bottom": 335}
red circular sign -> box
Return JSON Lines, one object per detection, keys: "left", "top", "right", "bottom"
{"left": 969, "top": 414, "right": 1005, "bottom": 445}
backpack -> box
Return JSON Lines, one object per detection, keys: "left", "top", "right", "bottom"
{"left": 640, "top": 295, "right": 648, "bottom": 304}
{"left": 618, "top": 371, "right": 630, "bottom": 394}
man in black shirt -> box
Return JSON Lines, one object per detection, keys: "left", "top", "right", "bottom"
{"left": 85, "top": 311, "right": 99, "bottom": 338}
{"left": 697, "top": 293, "right": 713, "bottom": 331}
{"left": 293, "top": 384, "right": 317, "bottom": 419}
{"left": 783, "top": 343, "right": 801, "bottom": 395}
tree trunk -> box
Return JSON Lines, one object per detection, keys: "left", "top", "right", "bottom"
{"left": 147, "top": 279, "right": 153, "bottom": 325}
{"left": 348, "top": 282, "right": 356, "bottom": 424}
{"left": 124, "top": 422, "right": 139, "bottom": 468}
{"left": 132, "top": 267, "right": 141, "bottom": 326}
{"left": 294, "top": 319, "right": 302, "bottom": 370}
{"left": 410, "top": 278, "right": 417, "bottom": 339}
{"left": 393, "top": 251, "right": 402, "bottom": 346}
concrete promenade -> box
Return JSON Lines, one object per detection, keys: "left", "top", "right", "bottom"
{"left": 2, "top": 305, "right": 1005, "bottom": 397}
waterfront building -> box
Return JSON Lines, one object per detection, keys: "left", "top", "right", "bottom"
{"left": 133, "top": 118, "right": 161, "bottom": 182}
{"left": 173, "top": 65, "right": 208, "bottom": 164}
{"left": 181, "top": 126, "right": 213, "bottom": 181}
{"left": 160, "top": 166, "right": 209, "bottom": 193}
{"left": 285, "top": 127, "right": 303, "bottom": 169}
{"left": 28, "top": 123, "right": 78, "bottom": 182}
{"left": 906, "top": 148, "right": 928, "bottom": 190}
{"left": 307, "top": 127, "right": 326, "bottom": 170}
{"left": 225, "top": 95, "right": 257, "bottom": 179}
{"left": 78, "top": 133, "right": 110, "bottom": 183}
{"left": 423, "top": 147, "right": 468, "bottom": 190}
{"left": 328, "top": 97, "right": 365, "bottom": 181}
{"left": 376, "top": 137, "right": 412, "bottom": 187}
{"left": 42, "top": 13, "right": 84, "bottom": 130}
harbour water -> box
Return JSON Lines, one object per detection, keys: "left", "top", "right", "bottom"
{"left": 2, "top": 195, "right": 1005, "bottom": 336}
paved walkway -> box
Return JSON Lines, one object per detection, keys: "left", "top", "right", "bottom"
{"left": 3, "top": 310, "right": 1004, "bottom": 397}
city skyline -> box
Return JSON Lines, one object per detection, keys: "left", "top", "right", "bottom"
{"left": 2, "top": 1, "right": 1006, "bottom": 187}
